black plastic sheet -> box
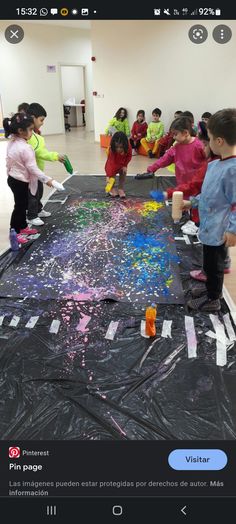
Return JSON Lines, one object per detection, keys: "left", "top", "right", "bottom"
{"left": 0, "top": 174, "right": 236, "bottom": 440}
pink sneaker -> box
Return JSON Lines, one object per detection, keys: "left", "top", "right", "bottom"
{"left": 20, "top": 226, "right": 38, "bottom": 235}
{"left": 17, "top": 234, "right": 29, "bottom": 244}
{"left": 190, "top": 269, "right": 207, "bottom": 282}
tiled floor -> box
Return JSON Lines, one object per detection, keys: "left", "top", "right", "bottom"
{"left": 1, "top": 127, "right": 235, "bottom": 301}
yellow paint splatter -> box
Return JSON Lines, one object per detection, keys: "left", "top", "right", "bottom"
{"left": 140, "top": 201, "right": 163, "bottom": 216}
{"left": 166, "top": 277, "right": 173, "bottom": 287}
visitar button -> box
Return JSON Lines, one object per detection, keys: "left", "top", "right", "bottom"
{"left": 168, "top": 449, "right": 227, "bottom": 470}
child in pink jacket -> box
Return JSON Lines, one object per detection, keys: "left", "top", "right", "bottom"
{"left": 147, "top": 116, "right": 207, "bottom": 184}
{"left": 4, "top": 112, "right": 55, "bottom": 245}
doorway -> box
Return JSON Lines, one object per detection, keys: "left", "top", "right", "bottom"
{"left": 60, "top": 65, "right": 86, "bottom": 131}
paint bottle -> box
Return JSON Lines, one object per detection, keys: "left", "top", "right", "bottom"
{"left": 64, "top": 155, "right": 74, "bottom": 174}
{"left": 105, "top": 177, "right": 115, "bottom": 193}
{"left": 9, "top": 228, "right": 19, "bottom": 252}
{"left": 145, "top": 303, "right": 157, "bottom": 337}
{"left": 172, "top": 191, "right": 183, "bottom": 223}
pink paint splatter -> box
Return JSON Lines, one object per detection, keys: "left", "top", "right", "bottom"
{"left": 76, "top": 313, "right": 91, "bottom": 332}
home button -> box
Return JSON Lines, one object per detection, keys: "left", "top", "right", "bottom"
{"left": 112, "top": 505, "right": 123, "bottom": 516}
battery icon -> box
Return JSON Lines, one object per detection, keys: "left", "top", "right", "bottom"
{"left": 215, "top": 8, "right": 221, "bottom": 15}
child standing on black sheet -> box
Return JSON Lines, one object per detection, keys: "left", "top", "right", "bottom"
{"left": 27, "top": 103, "right": 65, "bottom": 226}
{"left": 3, "top": 113, "right": 54, "bottom": 245}
{"left": 185, "top": 108, "right": 236, "bottom": 312}
{"left": 105, "top": 131, "right": 132, "bottom": 198}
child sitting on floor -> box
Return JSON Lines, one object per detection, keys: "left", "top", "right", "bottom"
{"left": 140, "top": 108, "right": 164, "bottom": 158}
{"left": 105, "top": 107, "right": 130, "bottom": 137}
{"left": 105, "top": 131, "right": 132, "bottom": 198}
{"left": 130, "top": 110, "right": 148, "bottom": 155}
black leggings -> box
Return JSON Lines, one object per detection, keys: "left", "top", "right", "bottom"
{"left": 7, "top": 176, "right": 28, "bottom": 233}
{"left": 203, "top": 243, "right": 227, "bottom": 300}
{"left": 28, "top": 180, "right": 43, "bottom": 219}
{"left": 130, "top": 138, "right": 141, "bottom": 150}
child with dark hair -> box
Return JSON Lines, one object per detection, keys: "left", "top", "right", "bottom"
{"left": 26, "top": 103, "right": 65, "bottom": 226}
{"left": 105, "top": 107, "right": 130, "bottom": 137}
{"left": 3, "top": 113, "right": 54, "bottom": 245}
{"left": 141, "top": 108, "right": 164, "bottom": 158}
{"left": 18, "top": 102, "right": 29, "bottom": 114}
{"left": 156, "top": 110, "right": 183, "bottom": 159}
{"left": 105, "top": 131, "right": 132, "bottom": 198}
{"left": 184, "top": 108, "right": 236, "bottom": 312}
{"left": 181, "top": 110, "right": 197, "bottom": 135}
{"left": 147, "top": 116, "right": 206, "bottom": 185}
{"left": 130, "top": 110, "right": 147, "bottom": 155}
{"left": 201, "top": 111, "right": 212, "bottom": 124}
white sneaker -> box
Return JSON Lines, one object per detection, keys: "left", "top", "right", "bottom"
{"left": 27, "top": 217, "right": 45, "bottom": 226}
{"left": 38, "top": 210, "right": 51, "bottom": 218}
{"left": 181, "top": 220, "right": 198, "bottom": 235}
{"left": 132, "top": 149, "right": 138, "bottom": 156}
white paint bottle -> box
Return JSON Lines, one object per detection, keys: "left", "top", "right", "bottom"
{"left": 172, "top": 191, "right": 183, "bottom": 223}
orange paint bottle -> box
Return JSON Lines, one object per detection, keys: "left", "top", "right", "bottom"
{"left": 145, "top": 303, "right": 157, "bottom": 337}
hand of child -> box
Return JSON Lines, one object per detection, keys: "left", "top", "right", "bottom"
{"left": 223, "top": 231, "right": 236, "bottom": 247}
{"left": 58, "top": 155, "right": 66, "bottom": 163}
{"left": 147, "top": 165, "right": 155, "bottom": 173}
{"left": 122, "top": 167, "right": 127, "bottom": 175}
{"left": 46, "top": 179, "right": 54, "bottom": 187}
{"left": 181, "top": 200, "right": 192, "bottom": 210}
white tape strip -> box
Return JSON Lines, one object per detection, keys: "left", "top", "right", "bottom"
{"left": 161, "top": 320, "right": 172, "bottom": 338}
{"left": 183, "top": 234, "right": 191, "bottom": 245}
{"left": 205, "top": 330, "right": 230, "bottom": 345}
{"left": 0, "top": 315, "right": 5, "bottom": 327}
{"left": 174, "top": 236, "right": 186, "bottom": 241}
{"left": 105, "top": 321, "right": 119, "bottom": 340}
{"left": 25, "top": 316, "right": 39, "bottom": 329}
{"left": 140, "top": 320, "right": 150, "bottom": 338}
{"left": 210, "top": 314, "right": 227, "bottom": 367}
{"left": 9, "top": 315, "right": 20, "bottom": 328}
{"left": 49, "top": 320, "right": 61, "bottom": 334}
{"left": 185, "top": 316, "right": 197, "bottom": 358}
{"left": 223, "top": 313, "right": 236, "bottom": 342}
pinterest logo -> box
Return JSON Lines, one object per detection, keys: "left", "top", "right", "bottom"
{"left": 9, "top": 447, "right": 21, "bottom": 458}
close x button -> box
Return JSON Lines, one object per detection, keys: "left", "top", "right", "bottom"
{"left": 168, "top": 449, "right": 227, "bottom": 470}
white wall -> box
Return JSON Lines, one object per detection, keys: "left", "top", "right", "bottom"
{"left": 0, "top": 21, "right": 93, "bottom": 134}
{"left": 91, "top": 20, "right": 236, "bottom": 141}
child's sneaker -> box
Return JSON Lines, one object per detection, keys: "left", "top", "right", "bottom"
{"left": 38, "top": 210, "right": 51, "bottom": 218}
{"left": 190, "top": 284, "right": 207, "bottom": 297}
{"left": 20, "top": 226, "right": 38, "bottom": 235}
{"left": 190, "top": 269, "right": 207, "bottom": 282}
{"left": 27, "top": 217, "right": 44, "bottom": 226}
{"left": 187, "top": 295, "right": 221, "bottom": 312}
{"left": 132, "top": 149, "right": 138, "bottom": 156}
{"left": 17, "top": 234, "right": 29, "bottom": 245}
{"left": 148, "top": 150, "right": 154, "bottom": 158}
